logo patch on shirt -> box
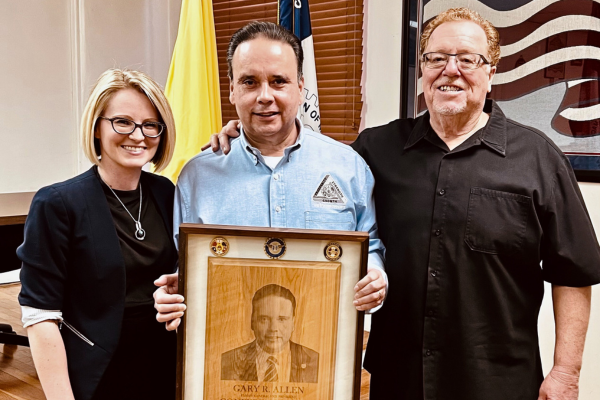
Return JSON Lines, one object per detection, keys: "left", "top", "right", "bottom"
{"left": 312, "top": 175, "right": 347, "bottom": 205}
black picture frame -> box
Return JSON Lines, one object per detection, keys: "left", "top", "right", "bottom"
{"left": 399, "top": 0, "right": 600, "bottom": 182}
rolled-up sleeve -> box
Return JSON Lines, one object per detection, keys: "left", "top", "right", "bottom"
{"left": 541, "top": 158, "right": 600, "bottom": 286}
{"left": 18, "top": 187, "right": 71, "bottom": 310}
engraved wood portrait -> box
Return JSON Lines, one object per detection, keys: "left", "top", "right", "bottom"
{"left": 220, "top": 284, "right": 319, "bottom": 383}
{"left": 203, "top": 257, "right": 341, "bottom": 400}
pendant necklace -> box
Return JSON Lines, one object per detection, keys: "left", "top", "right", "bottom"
{"left": 107, "top": 183, "right": 146, "bottom": 241}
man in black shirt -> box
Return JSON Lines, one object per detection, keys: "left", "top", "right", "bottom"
{"left": 351, "top": 7, "right": 600, "bottom": 400}
{"left": 195, "top": 7, "right": 600, "bottom": 400}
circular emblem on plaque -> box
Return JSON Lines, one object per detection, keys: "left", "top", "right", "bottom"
{"left": 264, "top": 238, "right": 286, "bottom": 259}
{"left": 324, "top": 242, "right": 343, "bottom": 261}
{"left": 210, "top": 237, "right": 229, "bottom": 257}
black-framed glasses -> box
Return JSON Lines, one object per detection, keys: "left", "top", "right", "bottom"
{"left": 422, "top": 52, "right": 490, "bottom": 70}
{"left": 99, "top": 116, "right": 165, "bottom": 138}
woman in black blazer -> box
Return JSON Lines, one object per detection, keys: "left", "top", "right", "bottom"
{"left": 18, "top": 69, "right": 179, "bottom": 400}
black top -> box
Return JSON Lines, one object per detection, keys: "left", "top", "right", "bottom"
{"left": 96, "top": 168, "right": 176, "bottom": 307}
{"left": 18, "top": 167, "right": 177, "bottom": 400}
{"left": 352, "top": 100, "right": 600, "bottom": 400}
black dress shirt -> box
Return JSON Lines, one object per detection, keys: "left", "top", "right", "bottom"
{"left": 352, "top": 100, "right": 600, "bottom": 400}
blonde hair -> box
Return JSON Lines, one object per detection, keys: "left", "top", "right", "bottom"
{"left": 81, "top": 68, "right": 176, "bottom": 172}
{"left": 420, "top": 7, "right": 501, "bottom": 67}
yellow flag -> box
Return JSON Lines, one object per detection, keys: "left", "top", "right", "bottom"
{"left": 158, "top": 0, "right": 222, "bottom": 182}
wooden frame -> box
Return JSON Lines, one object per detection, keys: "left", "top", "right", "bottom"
{"left": 400, "top": 0, "right": 600, "bottom": 182}
{"left": 177, "top": 224, "right": 368, "bottom": 400}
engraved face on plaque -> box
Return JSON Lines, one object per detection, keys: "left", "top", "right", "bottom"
{"left": 203, "top": 258, "right": 342, "bottom": 400}
{"left": 221, "top": 284, "right": 319, "bottom": 384}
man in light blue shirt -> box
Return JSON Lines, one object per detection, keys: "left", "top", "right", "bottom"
{"left": 154, "top": 21, "right": 386, "bottom": 330}
{"left": 173, "top": 123, "right": 384, "bottom": 272}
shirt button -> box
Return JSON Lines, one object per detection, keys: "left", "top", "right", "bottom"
{"left": 438, "top": 189, "right": 446, "bottom": 195}
{"left": 431, "top": 270, "right": 438, "bottom": 277}
{"left": 434, "top": 229, "right": 441, "bottom": 236}
{"left": 275, "top": 206, "right": 281, "bottom": 213}
{"left": 273, "top": 174, "right": 279, "bottom": 180}
{"left": 427, "top": 310, "right": 435, "bottom": 316}
{"left": 425, "top": 350, "right": 432, "bottom": 357}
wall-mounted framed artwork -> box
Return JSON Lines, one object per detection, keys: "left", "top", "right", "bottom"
{"left": 400, "top": 0, "right": 600, "bottom": 182}
{"left": 176, "top": 224, "right": 368, "bottom": 400}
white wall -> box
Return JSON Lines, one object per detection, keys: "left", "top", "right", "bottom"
{"left": 362, "top": 1, "right": 600, "bottom": 398}
{"left": 361, "top": 0, "right": 402, "bottom": 131}
{"left": 0, "top": 1, "right": 77, "bottom": 193}
{"left": 0, "top": 0, "right": 181, "bottom": 194}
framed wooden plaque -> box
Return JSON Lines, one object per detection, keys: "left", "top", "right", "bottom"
{"left": 177, "top": 224, "right": 369, "bottom": 400}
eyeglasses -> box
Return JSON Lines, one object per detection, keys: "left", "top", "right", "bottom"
{"left": 99, "top": 116, "right": 165, "bottom": 138}
{"left": 422, "top": 52, "right": 490, "bottom": 70}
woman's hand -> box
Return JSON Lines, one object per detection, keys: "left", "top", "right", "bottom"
{"left": 153, "top": 273, "right": 186, "bottom": 331}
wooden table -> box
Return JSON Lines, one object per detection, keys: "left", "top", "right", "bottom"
{"left": 0, "top": 192, "right": 33, "bottom": 278}
{"left": 0, "top": 192, "right": 34, "bottom": 226}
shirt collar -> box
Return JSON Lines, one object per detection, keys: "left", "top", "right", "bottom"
{"left": 404, "top": 99, "right": 507, "bottom": 156}
{"left": 240, "top": 119, "right": 304, "bottom": 166}
{"left": 480, "top": 100, "right": 507, "bottom": 156}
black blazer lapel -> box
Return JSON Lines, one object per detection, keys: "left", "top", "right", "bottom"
{"left": 80, "top": 167, "right": 125, "bottom": 282}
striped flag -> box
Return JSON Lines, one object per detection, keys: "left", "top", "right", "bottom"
{"left": 417, "top": 0, "right": 600, "bottom": 158}
{"left": 279, "top": 0, "right": 321, "bottom": 133}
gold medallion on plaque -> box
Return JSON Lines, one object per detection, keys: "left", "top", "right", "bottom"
{"left": 264, "top": 237, "right": 286, "bottom": 259}
{"left": 324, "top": 242, "right": 343, "bottom": 261}
{"left": 210, "top": 237, "right": 229, "bottom": 257}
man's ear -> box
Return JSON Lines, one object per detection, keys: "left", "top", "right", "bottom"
{"left": 487, "top": 66, "right": 497, "bottom": 93}
{"left": 229, "top": 79, "right": 235, "bottom": 105}
{"left": 298, "top": 76, "right": 305, "bottom": 106}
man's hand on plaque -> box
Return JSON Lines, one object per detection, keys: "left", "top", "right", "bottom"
{"left": 200, "top": 119, "right": 241, "bottom": 154}
{"left": 153, "top": 272, "right": 186, "bottom": 331}
{"left": 353, "top": 268, "right": 387, "bottom": 311}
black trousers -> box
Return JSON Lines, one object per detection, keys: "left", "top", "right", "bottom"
{"left": 369, "top": 371, "right": 424, "bottom": 400}
{"left": 91, "top": 304, "right": 177, "bottom": 400}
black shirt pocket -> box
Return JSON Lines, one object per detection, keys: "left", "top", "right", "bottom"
{"left": 464, "top": 187, "right": 531, "bottom": 255}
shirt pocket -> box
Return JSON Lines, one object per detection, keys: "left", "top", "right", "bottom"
{"left": 464, "top": 187, "right": 531, "bottom": 255}
{"left": 304, "top": 211, "right": 355, "bottom": 231}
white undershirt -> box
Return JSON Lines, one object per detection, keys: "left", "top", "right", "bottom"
{"left": 262, "top": 155, "right": 284, "bottom": 169}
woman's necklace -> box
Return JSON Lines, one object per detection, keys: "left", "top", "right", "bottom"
{"left": 106, "top": 183, "right": 146, "bottom": 241}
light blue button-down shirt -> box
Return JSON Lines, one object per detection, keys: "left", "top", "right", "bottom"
{"left": 174, "top": 126, "right": 385, "bottom": 274}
